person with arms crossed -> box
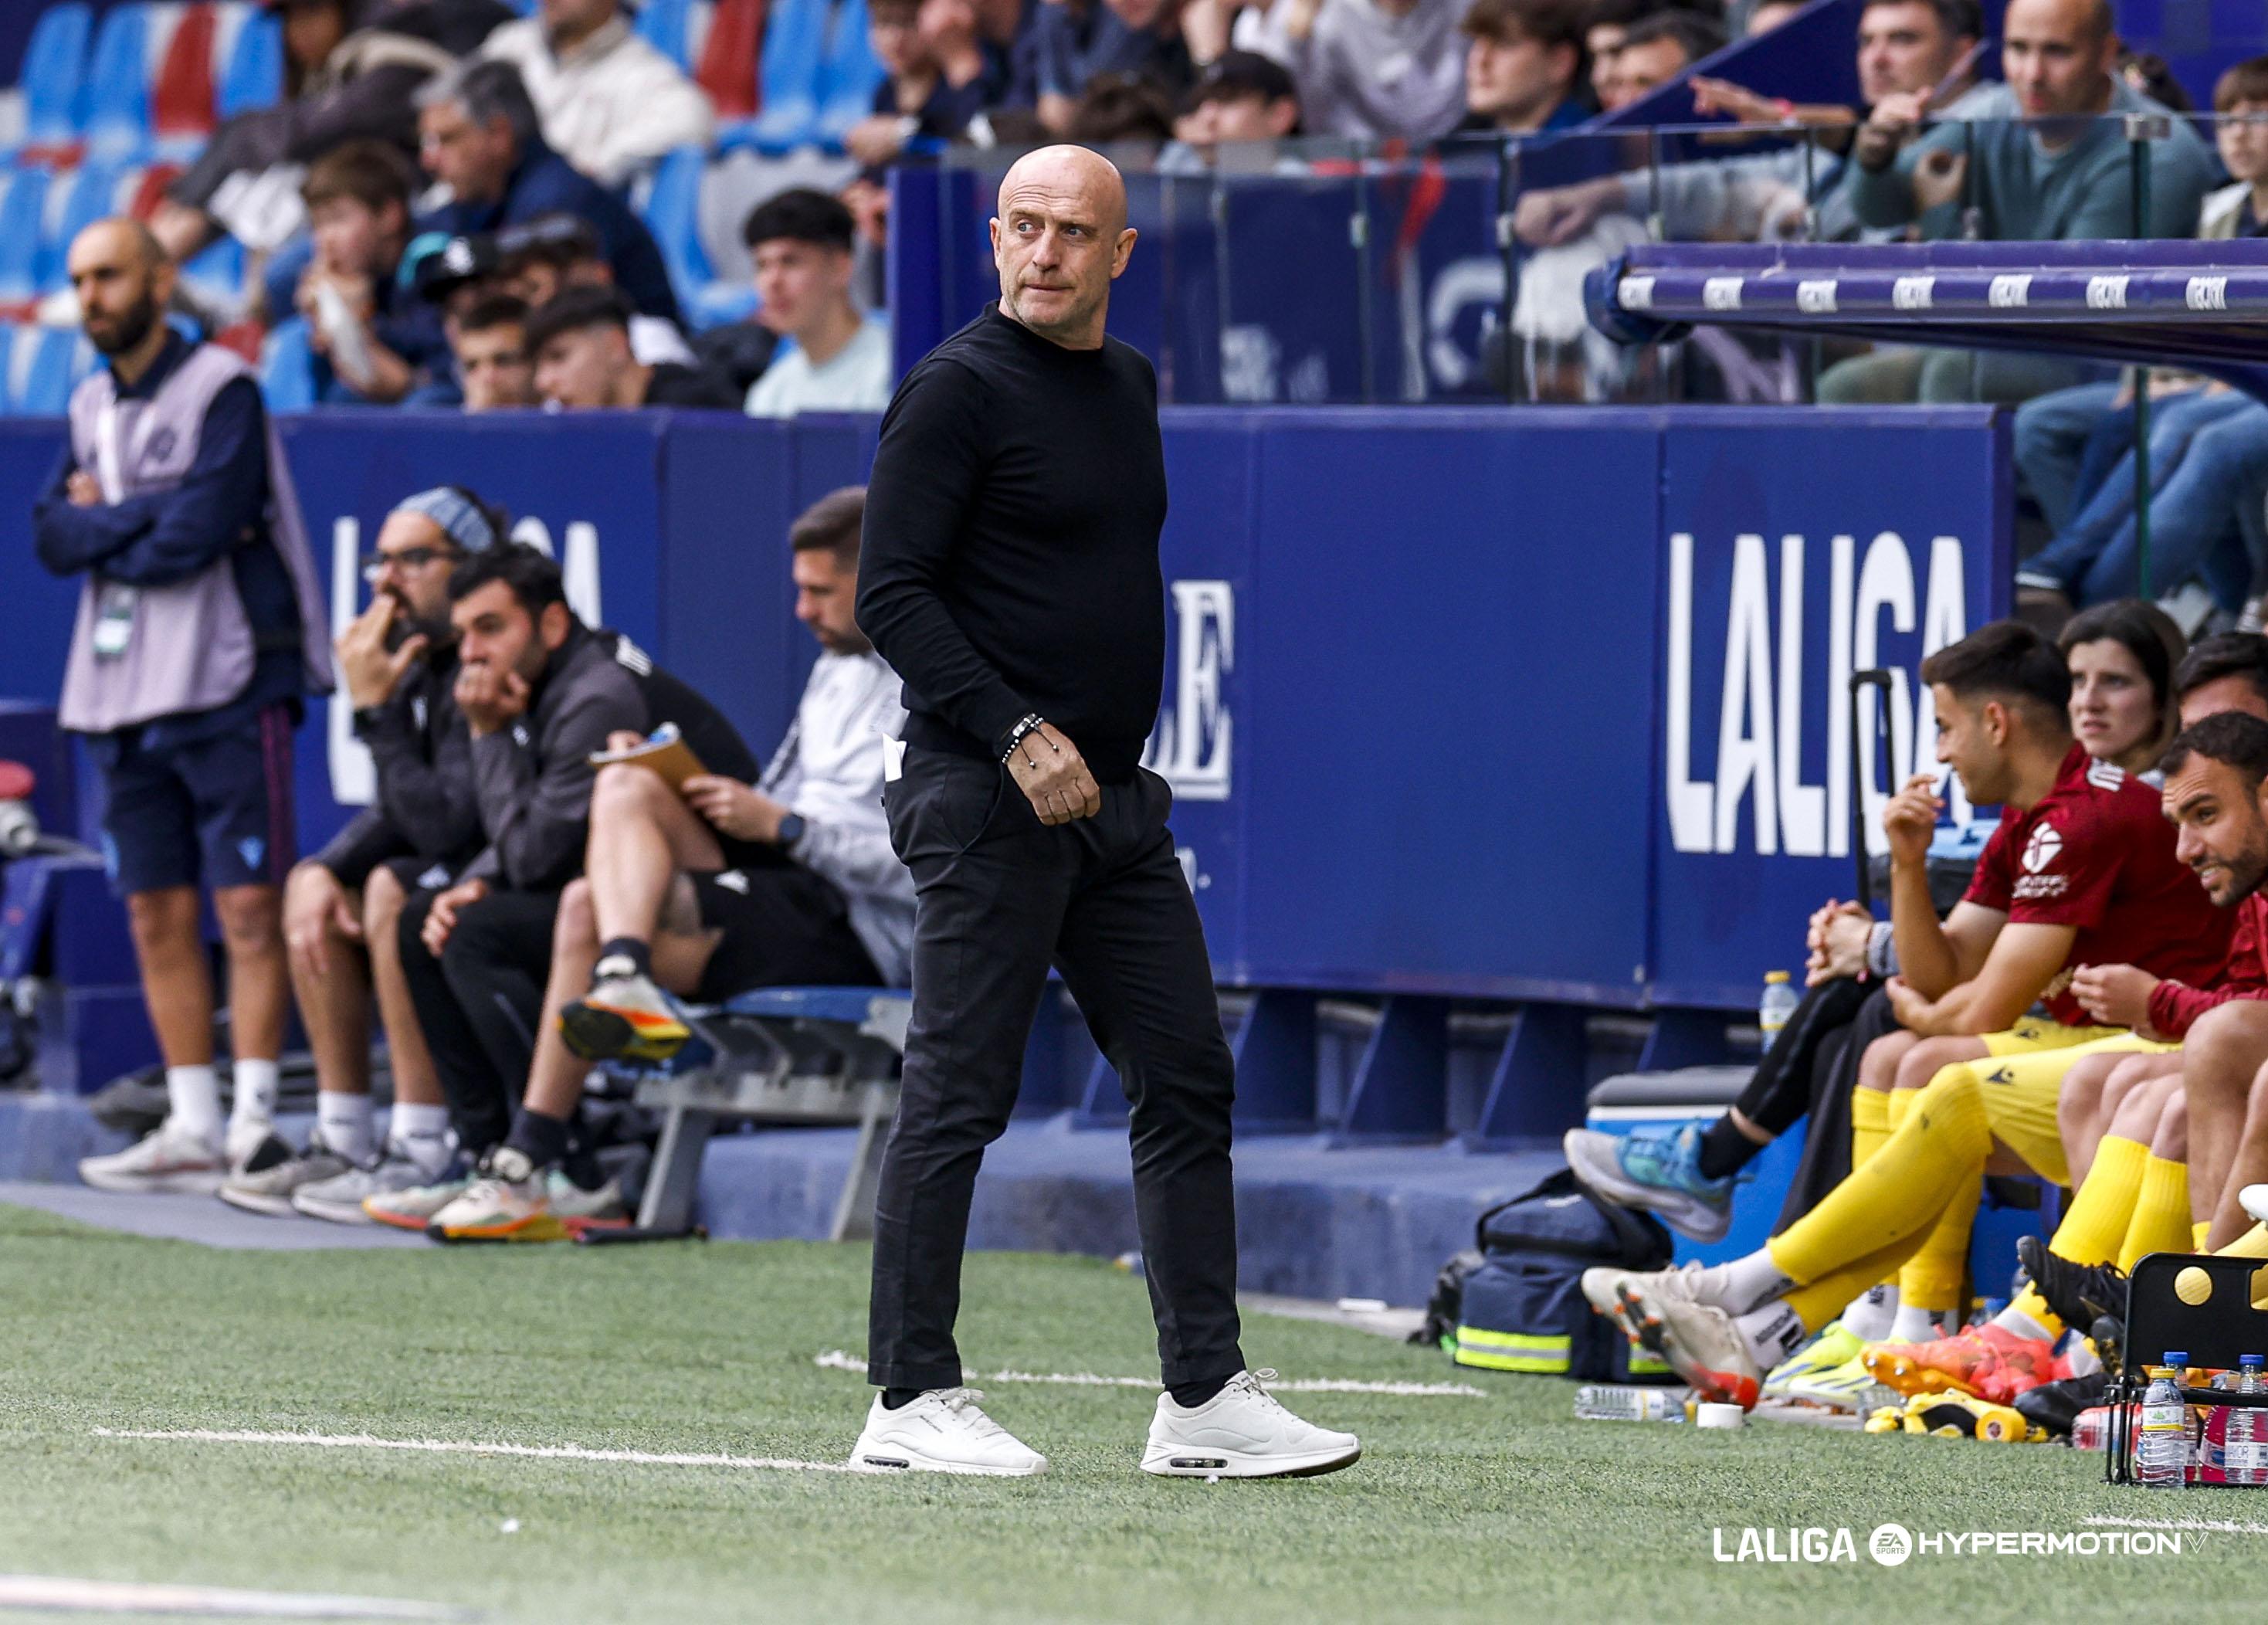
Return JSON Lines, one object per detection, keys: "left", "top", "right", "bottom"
{"left": 35, "top": 219, "right": 333, "bottom": 1194}
{"left": 849, "top": 145, "right": 1358, "bottom": 1479}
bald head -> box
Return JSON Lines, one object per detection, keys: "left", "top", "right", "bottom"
{"left": 990, "top": 146, "right": 1137, "bottom": 350}
{"left": 67, "top": 217, "right": 175, "bottom": 362}
{"left": 2002, "top": 0, "right": 2119, "bottom": 120}
{"left": 998, "top": 145, "right": 1129, "bottom": 237}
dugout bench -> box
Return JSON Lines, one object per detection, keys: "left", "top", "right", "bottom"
{"left": 610, "top": 986, "right": 909, "bottom": 1240}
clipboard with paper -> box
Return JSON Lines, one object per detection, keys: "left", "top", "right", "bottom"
{"left": 588, "top": 721, "right": 707, "bottom": 789}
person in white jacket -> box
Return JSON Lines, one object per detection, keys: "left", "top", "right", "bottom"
{"left": 419, "top": 486, "right": 914, "bottom": 1242}
{"left": 481, "top": 0, "right": 714, "bottom": 186}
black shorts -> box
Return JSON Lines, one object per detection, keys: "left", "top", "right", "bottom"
{"left": 99, "top": 702, "right": 297, "bottom": 895}
{"left": 687, "top": 864, "right": 881, "bottom": 1004}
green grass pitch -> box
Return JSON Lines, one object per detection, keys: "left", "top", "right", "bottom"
{"left": 1, "top": 1199, "right": 2262, "bottom": 1623}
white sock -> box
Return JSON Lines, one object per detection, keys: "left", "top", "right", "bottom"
{"left": 2065, "top": 1336, "right": 2103, "bottom": 1377}
{"left": 165, "top": 1064, "right": 222, "bottom": 1142}
{"left": 1991, "top": 1303, "right": 2054, "bottom": 1343}
{"left": 1697, "top": 1248, "right": 1796, "bottom": 1315}
{"left": 315, "top": 1091, "right": 375, "bottom": 1163}
{"left": 1839, "top": 1284, "right": 1898, "bottom": 1342}
{"left": 230, "top": 1057, "right": 280, "bottom": 1129}
{"left": 388, "top": 1102, "right": 454, "bottom": 1175}
{"left": 1734, "top": 1301, "right": 1810, "bottom": 1372}
{"left": 1889, "top": 1301, "right": 1944, "bottom": 1344}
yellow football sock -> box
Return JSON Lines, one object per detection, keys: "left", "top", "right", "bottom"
{"left": 1884, "top": 1085, "right": 1920, "bottom": 1131}
{"left": 1850, "top": 1085, "right": 1892, "bottom": 1172}
{"left": 2195, "top": 1221, "right": 2213, "bottom": 1250}
{"left": 1786, "top": 1237, "right": 1923, "bottom": 1334}
{"left": 2117, "top": 1155, "right": 2193, "bottom": 1273}
{"left": 2215, "top": 1223, "right": 2268, "bottom": 1260}
{"left": 1768, "top": 1066, "right": 1992, "bottom": 1295}
{"left": 1898, "top": 1164, "right": 1982, "bottom": 1316}
{"left": 2052, "top": 1135, "right": 2150, "bottom": 1264}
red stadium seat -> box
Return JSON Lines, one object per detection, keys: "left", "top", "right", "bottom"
{"left": 151, "top": 2, "right": 220, "bottom": 154}
{"left": 697, "top": 0, "right": 764, "bottom": 121}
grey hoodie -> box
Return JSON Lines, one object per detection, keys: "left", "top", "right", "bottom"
{"left": 1249, "top": 0, "right": 1476, "bottom": 144}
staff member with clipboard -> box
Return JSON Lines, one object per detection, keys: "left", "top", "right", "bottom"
{"left": 33, "top": 219, "right": 333, "bottom": 1196}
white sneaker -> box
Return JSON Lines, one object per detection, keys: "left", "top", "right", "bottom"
{"left": 1141, "top": 1369, "right": 1361, "bottom": 1479}
{"left": 79, "top": 1118, "right": 227, "bottom": 1194}
{"left": 225, "top": 1117, "right": 277, "bottom": 1170}
{"left": 849, "top": 1389, "right": 1049, "bottom": 1477}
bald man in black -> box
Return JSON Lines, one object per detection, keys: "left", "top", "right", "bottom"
{"left": 849, "top": 147, "right": 1358, "bottom": 1481}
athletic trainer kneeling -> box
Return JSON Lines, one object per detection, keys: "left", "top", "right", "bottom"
{"left": 849, "top": 144, "right": 1358, "bottom": 1480}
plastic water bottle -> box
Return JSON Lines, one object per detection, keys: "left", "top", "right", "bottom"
{"left": 2229, "top": 1355, "right": 2267, "bottom": 1488}
{"left": 1759, "top": 971, "right": 1798, "bottom": 1040}
{"left": 2138, "top": 1355, "right": 2191, "bottom": 1488}
{"left": 1575, "top": 1386, "right": 1689, "bottom": 1423}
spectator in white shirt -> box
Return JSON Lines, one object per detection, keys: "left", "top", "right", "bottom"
{"left": 743, "top": 191, "right": 895, "bottom": 419}
{"left": 480, "top": 0, "right": 714, "bottom": 186}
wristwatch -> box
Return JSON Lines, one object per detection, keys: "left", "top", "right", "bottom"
{"left": 351, "top": 704, "right": 388, "bottom": 738}
{"left": 776, "top": 812, "right": 807, "bottom": 850}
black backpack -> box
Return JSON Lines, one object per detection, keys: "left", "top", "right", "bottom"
{"left": 1419, "top": 1168, "right": 1677, "bottom": 1382}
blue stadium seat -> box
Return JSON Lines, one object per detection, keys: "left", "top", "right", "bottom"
{"left": 719, "top": 986, "right": 907, "bottom": 1024}
{"left": 748, "top": 0, "right": 828, "bottom": 153}
{"left": 815, "top": 0, "right": 883, "bottom": 149}
{"left": 177, "top": 230, "right": 243, "bottom": 307}
{"left": 0, "top": 324, "right": 17, "bottom": 413}
{"left": 259, "top": 317, "right": 316, "bottom": 412}
{"left": 16, "top": 327, "right": 84, "bottom": 415}
{"left": 0, "top": 169, "right": 53, "bottom": 311}
{"left": 635, "top": 0, "right": 695, "bottom": 70}
{"left": 641, "top": 144, "right": 711, "bottom": 310}
{"left": 215, "top": 3, "right": 282, "bottom": 120}
{"left": 40, "top": 161, "right": 127, "bottom": 296}
{"left": 78, "top": 3, "right": 153, "bottom": 158}
{"left": 15, "top": 4, "right": 96, "bottom": 154}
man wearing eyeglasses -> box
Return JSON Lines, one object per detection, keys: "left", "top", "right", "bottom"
{"left": 225, "top": 487, "right": 503, "bottom": 1221}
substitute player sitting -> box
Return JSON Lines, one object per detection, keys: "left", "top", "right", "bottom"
{"left": 1583, "top": 620, "right": 2229, "bottom": 1408}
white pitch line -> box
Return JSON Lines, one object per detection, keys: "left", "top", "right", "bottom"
{"left": 0, "top": 1572, "right": 470, "bottom": 1619}
{"left": 2084, "top": 1514, "right": 2268, "bottom": 1536}
{"left": 812, "top": 1349, "right": 1488, "bottom": 1397}
{"left": 92, "top": 1427, "right": 880, "bottom": 1475}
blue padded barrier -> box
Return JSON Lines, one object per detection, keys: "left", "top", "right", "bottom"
{"left": 77, "top": 2, "right": 151, "bottom": 158}
{"left": 17, "top": 3, "right": 95, "bottom": 151}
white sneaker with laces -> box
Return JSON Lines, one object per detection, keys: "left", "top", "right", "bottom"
{"left": 1141, "top": 1369, "right": 1361, "bottom": 1478}
{"left": 849, "top": 1389, "right": 1049, "bottom": 1477}
{"left": 225, "top": 1117, "right": 278, "bottom": 1170}
{"left": 79, "top": 1118, "right": 227, "bottom": 1195}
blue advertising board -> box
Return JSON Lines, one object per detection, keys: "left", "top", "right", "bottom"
{"left": 0, "top": 403, "right": 2009, "bottom": 1011}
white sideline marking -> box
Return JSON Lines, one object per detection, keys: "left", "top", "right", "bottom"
{"left": 2084, "top": 1514, "right": 2268, "bottom": 1536}
{"left": 812, "top": 1350, "right": 1487, "bottom": 1397}
{"left": 0, "top": 1572, "right": 469, "bottom": 1618}
{"left": 92, "top": 1427, "right": 878, "bottom": 1475}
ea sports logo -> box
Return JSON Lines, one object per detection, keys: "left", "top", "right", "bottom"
{"left": 2022, "top": 825, "right": 2062, "bottom": 874}
{"left": 1870, "top": 1524, "right": 1913, "bottom": 1567}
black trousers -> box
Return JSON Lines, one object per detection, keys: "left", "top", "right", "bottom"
{"left": 397, "top": 887, "right": 558, "bottom": 1158}
{"left": 1773, "top": 982, "right": 1903, "bottom": 1234}
{"left": 867, "top": 748, "right": 1245, "bottom": 1393}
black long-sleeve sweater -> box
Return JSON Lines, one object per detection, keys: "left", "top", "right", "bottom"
{"left": 856, "top": 304, "right": 1169, "bottom": 782}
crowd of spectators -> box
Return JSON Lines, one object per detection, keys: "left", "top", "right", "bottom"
{"left": 29, "top": 0, "right": 2268, "bottom": 620}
